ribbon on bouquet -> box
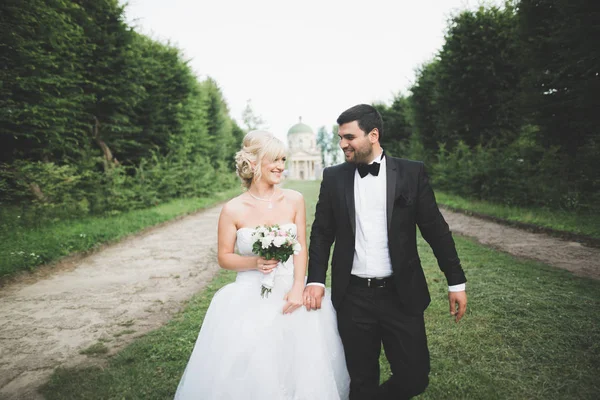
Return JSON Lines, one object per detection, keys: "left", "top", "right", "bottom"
{"left": 260, "top": 261, "right": 282, "bottom": 298}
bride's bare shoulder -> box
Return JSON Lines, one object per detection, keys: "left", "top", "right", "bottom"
{"left": 281, "top": 188, "right": 304, "bottom": 204}
{"left": 221, "top": 193, "right": 249, "bottom": 218}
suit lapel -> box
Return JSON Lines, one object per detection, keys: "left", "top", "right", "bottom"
{"left": 344, "top": 163, "right": 356, "bottom": 237}
{"left": 386, "top": 156, "right": 397, "bottom": 232}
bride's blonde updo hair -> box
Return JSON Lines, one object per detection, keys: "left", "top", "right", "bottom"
{"left": 235, "top": 130, "right": 286, "bottom": 189}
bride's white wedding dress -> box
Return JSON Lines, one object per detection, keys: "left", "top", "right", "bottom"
{"left": 174, "top": 223, "right": 350, "bottom": 399}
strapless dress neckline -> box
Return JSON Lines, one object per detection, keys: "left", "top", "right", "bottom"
{"left": 236, "top": 222, "right": 297, "bottom": 233}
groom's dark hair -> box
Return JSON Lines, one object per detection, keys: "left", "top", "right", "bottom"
{"left": 337, "top": 104, "right": 383, "bottom": 140}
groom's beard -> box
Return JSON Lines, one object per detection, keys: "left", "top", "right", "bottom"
{"left": 344, "top": 146, "right": 374, "bottom": 164}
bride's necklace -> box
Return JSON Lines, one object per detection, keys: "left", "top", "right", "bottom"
{"left": 248, "top": 189, "right": 276, "bottom": 209}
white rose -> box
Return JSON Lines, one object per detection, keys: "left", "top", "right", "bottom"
{"left": 273, "top": 236, "right": 286, "bottom": 247}
{"left": 293, "top": 242, "right": 302, "bottom": 254}
{"left": 261, "top": 236, "right": 273, "bottom": 249}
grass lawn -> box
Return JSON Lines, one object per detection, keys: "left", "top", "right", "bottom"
{"left": 435, "top": 190, "right": 600, "bottom": 241}
{"left": 0, "top": 188, "right": 241, "bottom": 281}
{"left": 41, "top": 180, "right": 600, "bottom": 399}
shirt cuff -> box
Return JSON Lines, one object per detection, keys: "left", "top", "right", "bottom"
{"left": 306, "top": 282, "right": 325, "bottom": 288}
{"left": 448, "top": 283, "right": 466, "bottom": 292}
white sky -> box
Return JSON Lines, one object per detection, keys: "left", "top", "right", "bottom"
{"left": 122, "top": 0, "right": 497, "bottom": 142}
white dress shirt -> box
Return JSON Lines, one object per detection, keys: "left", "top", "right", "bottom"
{"left": 351, "top": 151, "right": 393, "bottom": 278}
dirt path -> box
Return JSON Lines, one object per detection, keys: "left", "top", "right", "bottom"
{"left": 0, "top": 205, "right": 598, "bottom": 399}
{"left": 441, "top": 208, "right": 600, "bottom": 280}
{"left": 0, "top": 205, "right": 223, "bottom": 400}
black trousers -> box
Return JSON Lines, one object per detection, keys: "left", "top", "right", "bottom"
{"left": 337, "top": 283, "right": 430, "bottom": 400}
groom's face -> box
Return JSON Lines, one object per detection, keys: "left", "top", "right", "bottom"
{"left": 338, "top": 121, "right": 374, "bottom": 164}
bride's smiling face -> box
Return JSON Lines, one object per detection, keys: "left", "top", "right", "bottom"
{"left": 259, "top": 155, "right": 286, "bottom": 185}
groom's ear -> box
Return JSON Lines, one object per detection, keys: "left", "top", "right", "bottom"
{"left": 368, "top": 128, "right": 380, "bottom": 143}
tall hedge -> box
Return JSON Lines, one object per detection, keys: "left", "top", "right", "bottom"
{"left": 0, "top": 0, "right": 241, "bottom": 221}
{"left": 405, "top": 1, "right": 599, "bottom": 211}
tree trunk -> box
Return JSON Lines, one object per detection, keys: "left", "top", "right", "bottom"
{"left": 29, "top": 182, "right": 47, "bottom": 202}
{"left": 92, "top": 116, "right": 118, "bottom": 170}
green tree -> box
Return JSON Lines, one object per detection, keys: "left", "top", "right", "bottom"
{"left": 435, "top": 4, "right": 522, "bottom": 148}
{"left": 409, "top": 60, "right": 443, "bottom": 153}
{"left": 517, "top": 0, "right": 600, "bottom": 209}
{"left": 0, "top": 0, "right": 241, "bottom": 215}
{"left": 240, "top": 99, "right": 266, "bottom": 132}
{"left": 200, "top": 78, "right": 235, "bottom": 168}
{"left": 316, "top": 126, "right": 330, "bottom": 167}
{"left": 0, "top": 0, "right": 90, "bottom": 163}
{"left": 518, "top": 0, "right": 600, "bottom": 156}
{"left": 330, "top": 125, "right": 342, "bottom": 165}
{"left": 373, "top": 95, "right": 413, "bottom": 157}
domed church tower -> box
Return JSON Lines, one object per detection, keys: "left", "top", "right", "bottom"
{"left": 286, "top": 117, "right": 322, "bottom": 180}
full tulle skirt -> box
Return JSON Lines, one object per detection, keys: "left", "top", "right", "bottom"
{"left": 174, "top": 271, "right": 350, "bottom": 400}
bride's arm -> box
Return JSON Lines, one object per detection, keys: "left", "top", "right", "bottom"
{"left": 217, "top": 202, "right": 277, "bottom": 272}
{"left": 291, "top": 192, "right": 308, "bottom": 289}
{"left": 283, "top": 191, "right": 307, "bottom": 314}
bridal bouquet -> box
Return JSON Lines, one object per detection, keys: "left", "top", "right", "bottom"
{"left": 251, "top": 225, "right": 301, "bottom": 298}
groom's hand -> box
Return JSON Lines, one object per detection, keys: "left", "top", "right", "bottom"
{"left": 303, "top": 285, "right": 325, "bottom": 311}
{"left": 448, "top": 290, "right": 467, "bottom": 322}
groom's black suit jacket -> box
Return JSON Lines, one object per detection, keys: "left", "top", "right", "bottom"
{"left": 307, "top": 155, "right": 466, "bottom": 315}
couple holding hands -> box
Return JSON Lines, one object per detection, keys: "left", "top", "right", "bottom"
{"left": 174, "top": 104, "right": 467, "bottom": 400}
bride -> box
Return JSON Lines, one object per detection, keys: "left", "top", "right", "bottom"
{"left": 174, "top": 130, "right": 350, "bottom": 399}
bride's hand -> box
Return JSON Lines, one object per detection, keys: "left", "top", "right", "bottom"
{"left": 255, "top": 257, "right": 278, "bottom": 274}
{"left": 283, "top": 284, "right": 304, "bottom": 314}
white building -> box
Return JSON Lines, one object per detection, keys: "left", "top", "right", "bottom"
{"left": 286, "top": 118, "right": 322, "bottom": 180}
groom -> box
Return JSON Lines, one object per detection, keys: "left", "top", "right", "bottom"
{"left": 303, "top": 104, "right": 467, "bottom": 399}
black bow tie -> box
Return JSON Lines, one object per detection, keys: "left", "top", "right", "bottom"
{"left": 357, "top": 162, "right": 380, "bottom": 178}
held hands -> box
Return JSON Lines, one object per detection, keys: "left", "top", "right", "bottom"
{"left": 303, "top": 285, "right": 325, "bottom": 311}
{"left": 283, "top": 283, "right": 304, "bottom": 314}
{"left": 255, "top": 257, "right": 279, "bottom": 274}
{"left": 448, "top": 290, "right": 467, "bottom": 322}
